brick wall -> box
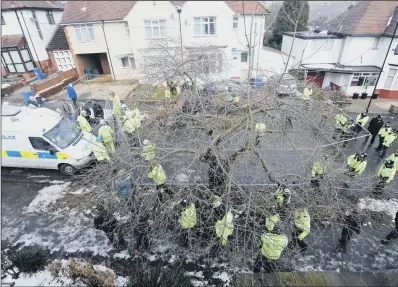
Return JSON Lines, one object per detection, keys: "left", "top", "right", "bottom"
{"left": 30, "top": 68, "right": 78, "bottom": 98}
{"left": 376, "top": 89, "right": 398, "bottom": 99}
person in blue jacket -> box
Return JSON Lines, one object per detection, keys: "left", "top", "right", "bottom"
{"left": 114, "top": 169, "right": 135, "bottom": 206}
{"left": 66, "top": 83, "right": 77, "bottom": 106}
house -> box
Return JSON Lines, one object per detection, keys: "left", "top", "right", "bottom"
{"left": 281, "top": 1, "right": 398, "bottom": 99}
{"left": 1, "top": 1, "right": 64, "bottom": 76}
{"left": 308, "top": 16, "right": 327, "bottom": 31}
{"left": 46, "top": 24, "right": 75, "bottom": 73}
{"left": 60, "top": 1, "right": 286, "bottom": 82}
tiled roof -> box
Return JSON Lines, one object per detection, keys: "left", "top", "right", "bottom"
{"left": 60, "top": 1, "right": 136, "bottom": 24}
{"left": 385, "top": 7, "right": 398, "bottom": 36}
{"left": 2, "top": 34, "right": 25, "bottom": 48}
{"left": 322, "top": 1, "right": 396, "bottom": 35}
{"left": 1, "top": 1, "right": 64, "bottom": 10}
{"left": 171, "top": 1, "right": 269, "bottom": 14}
{"left": 46, "top": 25, "right": 69, "bottom": 50}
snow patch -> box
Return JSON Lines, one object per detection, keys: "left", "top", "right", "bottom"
{"left": 192, "top": 279, "right": 208, "bottom": 286}
{"left": 114, "top": 250, "right": 131, "bottom": 259}
{"left": 24, "top": 183, "right": 70, "bottom": 214}
{"left": 186, "top": 271, "right": 204, "bottom": 278}
{"left": 176, "top": 173, "right": 189, "bottom": 182}
{"left": 2, "top": 270, "right": 72, "bottom": 286}
{"left": 69, "top": 188, "right": 90, "bottom": 195}
{"left": 27, "top": 175, "right": 49, "bottom": 178}
{"left": 148, "top": 254, "right": 157, "bottom": 261}
{"left": 358, "top": 197, "right": 398, "bottom": 220}
{"left": 213, "top": 271, "right": 230, "bottom": 284}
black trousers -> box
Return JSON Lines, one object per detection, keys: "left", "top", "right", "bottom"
{"left": 71, "top": 98, "right": 77, "bottom": 107}
{"left": 365, "top": 133, "right": 377, "bottom": 145}
{"left": 339, "top": 227, "right": 353, "bottom": 250}
{"left": 380, "top": 145, "right": 390, "bottom": 158}
{"left": 253, "top": 256, "right": 276, "bottom": 273}
{"left": 311, "top": 178, "right": 320, "bottom": 189}
{"left": 376, "top": 136, "right": 385, "bottom": 150}
{"left": 386, "top": 229, "right": 398, "bottom": 241}
{"left": 290, "top": 228, "right": 308, "bottom": 252}
{"left": 156, "top": 184, "right": 173, "bottom": 203}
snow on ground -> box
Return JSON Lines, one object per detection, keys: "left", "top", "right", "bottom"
{"left": 175, "top": 173, "right": 189, "bottom": 182}
{"left": 113, "top": 249, "right": 131, "bottom": 259}
{"left": 24, "top": 183, "right": 70, "bottom": 214}
{"left": 358, "top": 197, "right": 398, "bottom": 220}
{"left": 212, "top": 271, "right": 231, "bottom": 285}
{"left": 2, "top": 270, "right": 73, "bottom": 287}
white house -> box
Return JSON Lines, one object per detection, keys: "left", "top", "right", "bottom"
{"left": 1, "top": 1, "right": 64, "bottom": 75}
{"left": 280, "top": 1, "right": 398, "bottom": 99}
{"left": 60, "top": 1, "right": 290, "bottom": 82}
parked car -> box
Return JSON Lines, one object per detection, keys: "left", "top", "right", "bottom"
{"left": 267, "top": 74, "right": 300, "bottom": 97}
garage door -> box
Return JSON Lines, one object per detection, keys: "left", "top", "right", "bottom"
{"left": 53, "top": 50, "right": 75, "bottom": 72}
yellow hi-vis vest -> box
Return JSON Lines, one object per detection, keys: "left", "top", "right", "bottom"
{"left": 382, "top": 133, "right": 397, "bottom": 147}
{"left": 386, "top": 154, "right": 398, "bottom": 170}
{"left": 355, "top": 114, "right": 369, "bottom": 126}
{"left": 294, "top": 209, "right": 311, "bottom": 240}
{"left": 347, "top": 155, "right": 367, "bottom": 175}
{"left": 122, "top": 116, "right": 141, "bottom": 134}
{"left": 335, "top": 114, "right": 347, "bottom": 129}
{"left": 92, "top": 141, "right": 110, "bottom": 162}
{"left": 147, "top": 163, "right": 166, "bottom": 185}
{"left": 98, "top": 125, "right": 114, "bottom": 143}
{"left": 265, "top": 214, "right": 280, "bottom": 232}
{"left": 255, "top": 123, "right": 266, "bottom": 134}
{"left": 77, "top": 115, "right": 92, "bottom": 133}
{"left": 142, "top": 144, "right": 156, "bottom": 161}
{"left": 276, "top": 187, "right": 291, "bottom": 207}
{"left": 112, "top": 95, "right": 122, "bottom": 119}
{"left": 261, "top": 233, "right": 288, "bottom": 260}
{"left": 378, "top": 165, "right": 396, "bottom": 184}
{"left": 312, "top": 160, "right": 326, "bottom": 178}
{"left": 232, "top": 96, "right": 240, "bottom": 103}
{"left": 215, "top": 211, "right": 234, "bottom": 245}
{"left": 302, "top": 87, "right": 312, "bottom": 100}
{"left": 180, "top": 203, "right": 197, "bottom": 229}
{"left": 379, "top": 127, "right": 392, "bottom": 137}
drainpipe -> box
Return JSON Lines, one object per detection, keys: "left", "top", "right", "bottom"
{"left": 19, "top": 10, "right": 43, "bottom": 71}
{"left": 14, "top": 10, "right": 36, "bottom": 69}
{"left": 101, "top": 20, "right": 116, "bottom": 80}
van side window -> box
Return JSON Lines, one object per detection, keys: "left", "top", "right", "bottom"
{"left": 29, "top": 137, "right": 55, "bottom": 151}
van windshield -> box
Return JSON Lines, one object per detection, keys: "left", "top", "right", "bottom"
{"left": 43, "top": 118, "right": 81, "bottom": 149}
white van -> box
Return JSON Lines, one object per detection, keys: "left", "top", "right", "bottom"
{"left": 2, "top": 105, "right": 96, "bottom": 175}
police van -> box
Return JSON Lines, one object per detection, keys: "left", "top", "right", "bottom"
{"left": 2, "top": 105, "right": 96, "bottom": 175}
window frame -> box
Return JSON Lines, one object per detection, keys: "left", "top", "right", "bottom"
{"left": 233, "top": 16, "right": 239, "bottom": 29}
{"left": 119, "top": 56, "right": 136, "bottom": 70}
{"left": 144, "top": 19, "right": 167, "bottom": 39}
{"left": 1, "top": 13, "right": 5, "bottom": 25}
{"left": 350, "top": 72, "right": 379, "bottom": 87}
{"left": 384, "top": 68, "right": 398, "bottom": 89}
{"left": 74, "top": 24, "right": 95, "bottom": 42}
{"left": 46, "top": 10, "right": 55, "bottom": 25}
{"left": 241, "top": 52, "right": 248, "bottom": 63}
{"left": 120, "top": 56, "right": 130, "bottom": 68}
{"left": 31, "top": 11, "right": 43, "bottom": 40}
{"left": 125, "top": 22, "right": 130, "bottom": 36}
{"left": 29, "top": 137, "right": 56, "bottom": 152}
{"left": 188, "top": 50, "right": 222, "bottom": 74}
{"left": 372, "top": 37, "right": 380, "bottom": 50}
{"left": 194, "top": 16, "right": 217, "bottom": 37}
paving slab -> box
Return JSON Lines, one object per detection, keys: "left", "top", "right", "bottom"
{"left": 307, "top": 272, "right": 327, "bottom": 286}
{"left": 373, "top": 270, "right": 397, "bottom": 286}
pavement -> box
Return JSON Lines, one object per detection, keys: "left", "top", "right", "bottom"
{"left": 347, "top": 97, "right": 398, "bottom": 114}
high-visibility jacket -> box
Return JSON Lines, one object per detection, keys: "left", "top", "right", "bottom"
{"left": 98, "top": 125, "right": 114, "bottom": 143}
{"left": 294, "top": 208, "right": 311, "bottom": 240}
{"left": 265, "top": 214, "right": 280, "bottom": 232}
{"left": 261, "top": 233, "right": 288, "bottom": 260}
{"left": 276, "top": 187, "right": 291, "bottom": 207}
{"left": 130, "top": 108, "right": 140, "bottom": 118}
{"left": 122, "top": 116, "right": 141, "bottom": 134}
{"left": 142, "top": 144, "right": 156, "bottom": 161}
{"left": 215, "top": 211, "right": 234, "bottom": 245}
{"left": 335, "top": 114, "right": 347, "bottom": 129}
{"left": 232, "top": 96, "right": 240, "bottom": 104}
{"left": 255, "top": 123, "right": 266, "bottom": 134}
{"left": 341, "top": 121, "right": 353, "bottom": 134}
{"left": 347, "top": 155, "right": 366, "bottom": 175}
{"left": 112, "top": 95, "right": 122, "bottom": 119}
{"left": 302, "top": 87, "right": 312, "bottom": 100}
{"left": 355, "top": 114, "right": 369, "bottom": 127}
{"left": 382, "top": 133, "right": 397, "bottom": 147}
{"left": 77, "top": 115, "right": 92, "bottom": 133}
{"left": 312, "top": 160, "right": 326, "bottom": 178}
{"left": 179, "top": 203, "right": 197, "bottom": 229}
{"left": 92, "top": 141, "right": 110, "bottom": 162}
{"left": 147, "top": 163, "right": 166, "bottom": 185}
{"left": 379, "top": 127, "right": 392, "bottom": 137}
{"left": 378, "top": 165, "right": 396, "bottom": 184}
{"left": 386, "top": 154, "right": 398, "bottom": 170}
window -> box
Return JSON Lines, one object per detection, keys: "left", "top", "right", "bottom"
{"left": 350, "top": 72, "right": 379, "bottom": 86}
{"left": 394, "top": 44, "right": 398, "bottom": 55}
{"left": 384, "top": 68, "right": 397, "bottom": 89}
{"left": 326, "top": 39, "right": 334, "bottom": 50}
{"left": 120, "top": 56, "right": 136, "bottom": 69}
{"left": 130, "top": 57, "right": 136, "bottom": 69}
{"left": 125, "top": 22, "right": 130, "bottom": 36}
{"left": 43, "top": 118, "right": 81, "bottom": 149}
{"left": 46, "top": 10, "right": 55, "bottom": 24}
{"left": 241, "top": 52, "right": 248, "bottom": 63}
{"left": 233, "top": 16, "right": 238, "bottom": 29}
{"left": 29, "top": 137, "right": 55, "bottom": 151}
{"left": 74, "top": 24, "right": 95, "bottom": 41}
{"left": 144, "top": 20, "right": 167, "bottom": 38}
{"left": 189, "top": 51, "right": 222, "bottom": 74}
{"left": 31, "top": 11, "right": 43, "bottom": 40}
{"left": 1, "top": 13, "right": 5, "bottom": 25}
{"left": 372, "top": 37, "right": 380, "bottom": 50}
{"left": 194, "top": 17, "right": 216, "bottom": 36}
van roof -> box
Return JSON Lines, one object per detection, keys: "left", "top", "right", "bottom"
{"left": 2, "top": 106, "right": 62, "bottom": 133}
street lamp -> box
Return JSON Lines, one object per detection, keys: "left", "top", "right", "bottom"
{"left": 177, "top": 8, "right": 183, "bottom": 63}
{"left": 366, "top": 20, "right": 398, "bottom": 111}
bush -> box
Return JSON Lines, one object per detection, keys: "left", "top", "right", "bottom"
{"left": 126, "top": 260, "right": 193, "bottom": 287}
{"left": 9, "top": 245, "right": 49, "bottom": 275}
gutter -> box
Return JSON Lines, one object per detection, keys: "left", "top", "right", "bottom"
{"left": 101, "top": 20, "right": 116, "bottom": 80}
{"left": 60, "top": 20, "right": 124, "bottom": 26}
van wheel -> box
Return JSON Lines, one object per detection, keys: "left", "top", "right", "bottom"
{"left": 59, "top": 164, "right": 76, "bottom": 176}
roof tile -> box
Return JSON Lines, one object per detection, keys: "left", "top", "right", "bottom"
{"left": 46, "top": 25, "right": 69, "bottom": 50}
{"left": 1, "top": 35, "right": 25, "bottom": 48}
{"left": 1, "top": 1, "right": 64, "bottom": 10}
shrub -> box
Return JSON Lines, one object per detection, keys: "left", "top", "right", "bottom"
{"left": 9, "top": 245, "right": 49, "bottom": 275}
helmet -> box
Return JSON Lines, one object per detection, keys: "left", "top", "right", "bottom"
{"left": 385, "top": 122, "right": 391, "bottom": 127}
{"left": 121, "top": 103, "right": 127, "bottom": 109}
{"left": 117, "top": 169, "right": 127, "bottom": 177}
{"left": 361, "top": 112, "right": 367, "bottom": 117}
{"left": 81, "top": 110, "right": 87, "bottom": 117}
{"left": 92, "top": 100, "right": 96, "bottom": 105}
{"left": 68, "top": 83, "right": 73, "bottom": 87}
{"left": 100, "top": 119, "right": 107, "bottom": 126}
{"left": 355, "top": 152, "right": 361, "bottom": 158}
{"left": 385, "top": 160, "right": 394, "bottom": 168}
{"left": 143, "top": 139, "right": 150, "bottom": 145}
{"left": 358, "top": 153, "right": 366, "bottom": 161}
{"left": 97, "top": 136, "right": 103, "bottom": 141}
{"left": 213, "top": 196, "right": 222, "bottom": 208}
{"left": 377, "top": 114, "right": 382, "bottom": 119}
{"left": 180, "top": 199, "right": 189, "bottom": 207}
{"left": 394, "top": 150, "right": 398, "bottom": 155}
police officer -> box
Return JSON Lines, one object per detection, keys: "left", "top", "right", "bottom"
{"left": 253, "top": 225, "right": 288, "bottom": 273}
{"left": 94, "top": 203, "right": 125, "bottom": 249}
{"left": 77, "top": 110, "right": 93, "bottom": 133}
{"left": 92, "top": 100, "right": 104, "bottom": 120}
{"left": 147, "top": 163, "right": 172, "bottom": 202}
{"left": 289, "top": 207, "right": 311, "bottom": 253}
{"left": 375, "top": 122, "right": 392, "bottom": 152}
{"left": 98, "top": 120, "right": 115, "bottom": 153}
{"left": 109, "top": 91, "right": 121, "bottom": 120}
{"left": 141, "top": 139, "right": 156, "bottom": 161}
{"left": 365, "top": 114, "right": 383, "bottom": 145}
{"left": 347, "top": 152, "right": 367, "bottom": 176}
{"left": 353, "top": 111, "right": 369, "bottom": 134}
{"left": 341, "top": 118, "right": 355, "bottom": 147}
{"left": 381, "top": 211, "right": 398, "bottom": 245}
{"left": 337, "top": 210, "right": 361, "bottom": 252}
{"left": 178, "top": 199, "right": 197, "bottom": 247}
{"left": 215, "top": 210, "right": 234, "bottom": 246}
{"left": 374, "top": 160, "right": 396, "bottom": 195}
{"left": 311, "top": 156, "right": 328, "bottom": 188}
{"left": 333, "top": 113, "right": 348, "bottom": 140}
{"left": 114, "top": 169, "right": 135, "bottom": 204}
{"left": 274, "top": 184, "right": 291, "bottom": 216}
{"left": 265, "top": 212, "right": 280, "bottom": 233}
{"left": 379, "top": 129, "right": 397, "bottom": 159}
{"left": 93, "top": 136, "right": 110, "bottom": 163}
{"left": 386, "top": 150, "right": 398, "bottom": 170}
